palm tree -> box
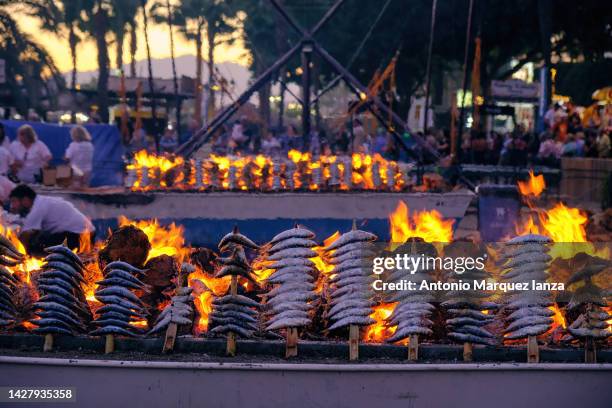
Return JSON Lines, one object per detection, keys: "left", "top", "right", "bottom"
{"left": 23, "top": 0, "right": 83, "bottom": 91}
{"left": 150, "top": 0, "right": 180, "bottom": 128}
{"left": 81, "top": 0, "right": 112, "bottom": 122}
{"left": 110, "top": 0, "right": 139, "bottom": 72}
{"left": 0, "top": 0, "right": 64, "bottom": 116}
{"left": 173, "top": 0, "right": 237, "bottom": 126}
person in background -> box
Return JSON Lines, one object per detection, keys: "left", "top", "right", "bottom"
{"left": 9, "top": 124, "right": 52, "bottom": 184}
{"left": 159, "top": 126, "right": 178, "bottom": 153}
{"left": 279, "top": 124, "right": 302, "bottom": 153}
{"left": 261, "top": 130, "right": 281, "bottom": 156}
{"left": 537, "top": 132, "right": 562, "bottom": 167}
{"left": 0, "top": 122, "right": 10, "bottom": 149}
{"left": 371, "top": 127, "right": 388, "bottom": 156}
{"left": 0, "top": 175, "right": 15, "bottom": 206}
{"left": 127, "top": 127, "right": 150, "bottom": 158}
{"left": 470, "top": 131, "right": 488, "bottom": 164}
{"left": 583, "top": 130, "right": 599, "bottom": 158}
{"left": 64, "top": 125, "right": 94, "bottom": 187}
{"left": 561, "top": 134, "right": 578, "bottom": 157}
{"left": 9, "top": 185, "right": 94, "bottom": 257}
{"left": 351, "top": 118, "right": 367, "bottom": 153}
{"left": 596, "top": 130, "right": 610, "bottom": 158}
{"left": 0, "top": 124, "right": 14, "bottom": 176}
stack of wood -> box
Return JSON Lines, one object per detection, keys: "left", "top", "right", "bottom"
{"left": 501, "top": 234, "right": 553, "bottom": 363}
{"left": 0, "top": 234, "right": 23, "bottom": 330}
{"left": 32, "top": 244, "right": 90, "bottom": 351}
{"left": 385, "top": 240, "right": 436, "bottom": 360}
{"left": 91, "top": 261, "right": 148, "bottom": 353}
{"left": 208, "top": 228, "right": 260, "bottom": 355}
{"left": 263, "top": 226, "right": 318, "bottom": 357}
{"left": 325, "top": 226, "right": 377, "bottom": 360}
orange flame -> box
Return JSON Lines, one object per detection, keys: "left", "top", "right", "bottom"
{"left": 187, "top": 267, "right": 231, "bottom": 334}
{"left": 363, "top": 302, "right": 397, "bottom": 343}
{"left": 118, "top": 216, "right": 190, "bottom": 263}
{"left": 312, "top": 231, "right": 341, "bottom": 294}
{"left": 389, "top": 201, "right": 454, "bottom": 245}
{"left": 549, "top": 304, "right": 567, "bottom": 329}
{"left": 517, "top": 170, "right": 545, "bottom": 197}
{"left": 127, "top": 150, "right": 184, "bottom": 190}
{"left": 515, "top": 178, "right": 608, "bottom": 258}
{"left": 128, "top": 150, "right": 405, "bottom": 192}
{"left": 0, "top": 224, "right": 43, "bottom": 283}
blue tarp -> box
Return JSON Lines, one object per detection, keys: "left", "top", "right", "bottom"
{"left": 1, "top": 120, "right": 125, "bottom": 187}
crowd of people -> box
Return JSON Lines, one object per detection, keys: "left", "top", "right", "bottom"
{"left": 0, "top": 123, "right": 94, "bottom": 202}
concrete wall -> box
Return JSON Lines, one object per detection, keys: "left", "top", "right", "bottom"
{"left": 39, "top": 190, "right": 474, "bottom": 246}
{"left": 1, "top": 357, "right": 610, "bottom": 408}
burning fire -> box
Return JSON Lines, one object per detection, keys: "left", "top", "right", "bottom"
{"left": 549, "top": 304, "right": 567, "bottom": 330}
{"left": 118, "top": 216, "right": 190, "bottom": 263}
{"left": 363, "top": 303, "right": 397, "bottom": 343}
{"left": 188, "top": 268, "right": 231, "bottom": 334}
{"left": 515, "top": 172, "right": 607, "bottom": 259}
{"left": 389, "top": 201, "right": 454, "bottom": 246}
{"left": 126, "top": 150, "right": 184, "bottom": 189}
{"left": 0, "top": 224, "right": 43, "bottom": 283}
{"left": 517, "top": 170, "right": 545, "bottom": 197}
{"left": 127, "top": 150, "right": 406, "bottom": 192}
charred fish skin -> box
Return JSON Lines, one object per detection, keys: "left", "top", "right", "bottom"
{"left": 262, "top": 227, "right": 318, "bottom": 332}
{"left": 33, "top": 245, "right": 91, "bottom": 336}
{"left": 0, "top": 234, "right": 23, "bottom": 257}
{"left": 501, "top": 234, "right": 553, "bottom": 340}
{"left": 218, "top": 231, "right": 259, "bottom": 251}
{"left": 43, "top": 261, "right": 84, "bottom": 281}
{"left": 44, "top": 245, "right": 84, "bottom": 268}
{"left": 90, "top": 326, "right": 141, "bottom": 337}
{"left": 443, "top": 243, "right": 497, "bottom": 346}
{"left": 207, "top": 229, "right": 260, "bottom": 340}
{"left": 103, "top": 261, "right": 145, "bottom": 275}
{"left": 104, "top": 269, "right": 148, "bottom": 287}
{"left": 270, "top": 227, "right": 315, "bottom": 245}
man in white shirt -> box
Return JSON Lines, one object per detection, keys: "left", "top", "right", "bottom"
{"left": 8, "top": 184, "right": 94, "bottom": 256}
{"left": 9, "top": 125, "right": 52, "bottom": 183}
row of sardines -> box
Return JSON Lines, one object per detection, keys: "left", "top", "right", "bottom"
{"left": 0, "top": 229, "right": 610, "bottom": 345}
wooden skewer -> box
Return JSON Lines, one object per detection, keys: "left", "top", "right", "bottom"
{"left": 463, "top": 342, "right": 473, "bottom": 362}
{"left": 584, "top": 337, "right": 597, "bottom": 363}
{"left": 285, "top": 327, "right": 298, "bottom": 358}
{"left": 408, "top": 334, "right": 419, "bottom": 361}
{"left": 43, "top": 334, "right": 54, "bottom": 352}
{"left": 163, "top": 270, "right": 188, "bottom": 354}
{"left": 349, "top": 325, "right": 359, "bottom": 361}
{"left": 226, "top": 275, "right": 238, "bottom": 356}
{"left": 527, "top": 335, "right": 539, "bottom": 363}
{"left": 105, "top": 334, "right": 115, "bottom": 354}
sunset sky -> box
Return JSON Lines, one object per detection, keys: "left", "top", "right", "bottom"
{"left": 15, "top": 8, "right": 248, "bottom": 74}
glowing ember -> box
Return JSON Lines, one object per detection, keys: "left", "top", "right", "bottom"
{"left": 389, "top": 201, "right": 454, "bottom": 246}
{"left": 517, "top": 170, "right": 545, "bottom": 197}
{"left": 363, "top": 303, "right": 397, "bottom": 343}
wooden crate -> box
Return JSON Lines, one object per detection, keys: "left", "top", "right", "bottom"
{"left": 561, "top": 158, "right": 612, "bottom": 204}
